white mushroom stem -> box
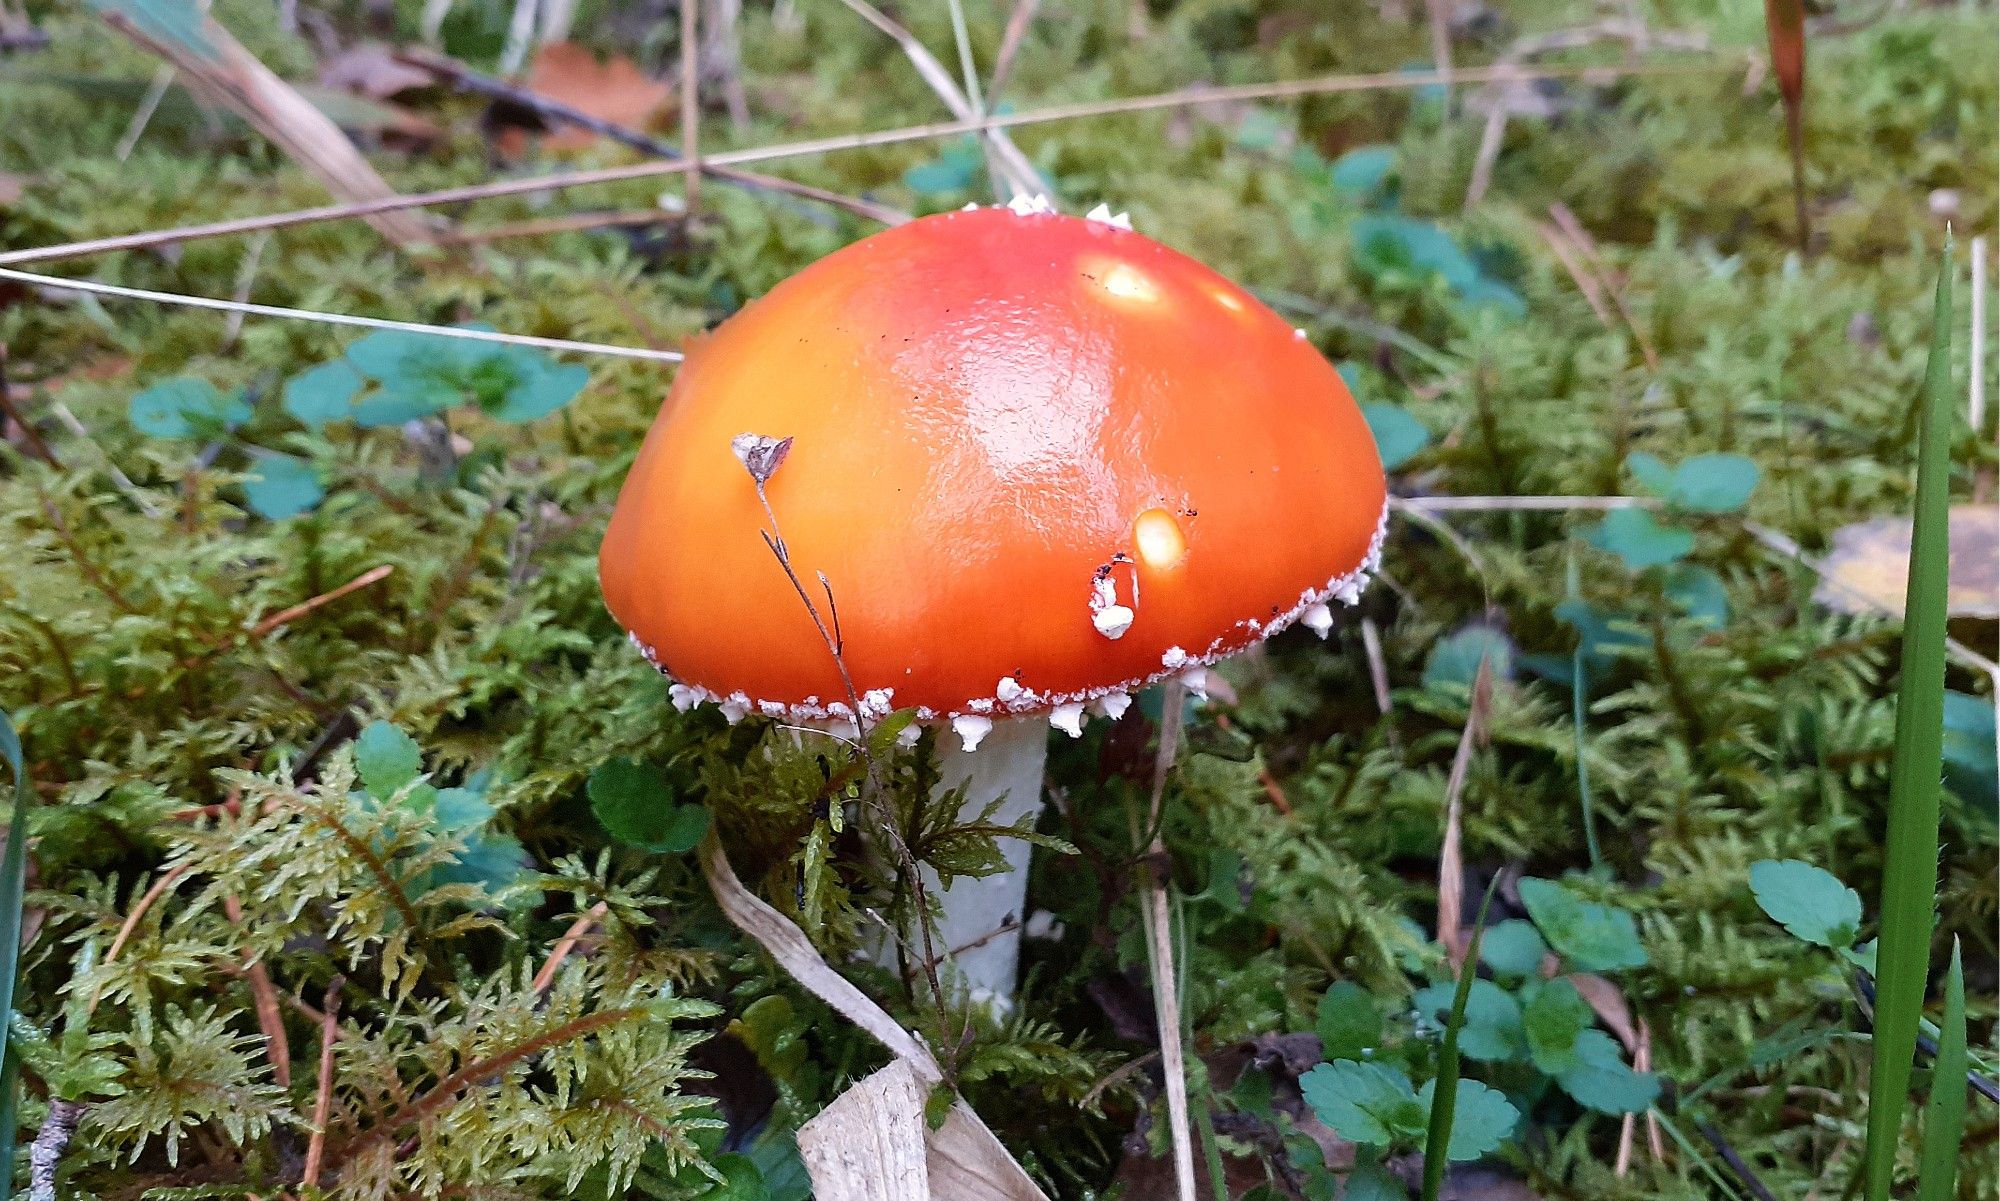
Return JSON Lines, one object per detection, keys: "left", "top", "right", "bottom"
{"left": 910, "top": 715, "right": 1048, "bottom": 1006}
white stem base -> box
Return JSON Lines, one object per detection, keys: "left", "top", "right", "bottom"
{"left": 903, "top": 716, "right": 1048, "bottom": 1008}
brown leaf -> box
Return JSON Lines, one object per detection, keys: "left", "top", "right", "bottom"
{"left": 1814, "top": 507, "right": 1999, "bottom": 619}
{"left": 1763, "top": 0, "right": 1808, "bottom": 248}
{"left": 0, "top": 172, "right": 27, "bottom": 208}
{"left": 500, "top": 41, "right": 671, "bottom": 155}
{"left": 1565, "top": 971, "right": 1639, "bottom": 1054}
{"left": 318, "top": 42, "right": 434, "bottom": 100}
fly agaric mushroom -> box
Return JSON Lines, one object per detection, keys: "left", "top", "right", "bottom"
{"left": 599, "top": 200, "right": 1387, "bottom": 1002}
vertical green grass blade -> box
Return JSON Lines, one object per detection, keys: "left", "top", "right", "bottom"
{"left": 1860, "top": 245, "right": 1955, "bottom": 1201}
{"left": 0, "top": 709, "right": 32, "bottom": 1191}
{"left": 1421, "top": 877, "right": 1500, "bottom": 1201}
{"left": 1913, "top": 941, "right": 1967, "bottom": 1201}
{"left": 1566, "top": 553, "right": 1603, "bottom": 869}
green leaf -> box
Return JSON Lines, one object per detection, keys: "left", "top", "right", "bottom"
{"left": 1664, "top": 564, "right": 1730, "bottom": 628}
{"left": 1914, "top": 942, "right": 1967, "bottom": 1201}
{"left": 1517, "top": 877, "right": 1647, "bottom": 971}
{"left": 1668, "top": 453, "right": 1760, "bottom": 512}
{"left": 492, "top": 357, "right": 589, "bottom": 423}
{"left": 1582, "top": 508, "right": 1694, "bottom": 571}
{"left": 1339, "top": 1161, "right": 1405, "bottom": 1201}
{"left": 1300, "top": 1060, "right": 1426, "bottom": 1147}
{"left": 587, "top": 759, "right": 712, "bottom": 854}
{"left": 0, "top": 709, "right": 32, "bottom": 1186}
{"left": 129, "top": 377, "right": 250, "bottom": 439}
{"left": 1749, "top": 859, "right": 1862, "bottom": 949}
{"left": 241, "top": 453, "right": 324, "bottom": 520}
{"left": 1557, "top": 1029, "right": 1660, "bottom": 1114}
{"left": 690, "top": 1152, "right": 770, "bottom": 1201}
{"left": 1415, "top": 1077, "right": 1517, "bottom": 1161}
{"left": 1422, "top": 624, "right": 1514, "bottom": 691}
{"left": 1361, "top": 403, "right": 1431, "bottom": 471}
{"left": 1520, "top": 977, "right": 1591, "bottom": 1075}
{"left": 1351, "top": 214, "right": 1479, "bottom": 290}
{"left": 353, "top": 720, "right": 424, "bottom": 798}
{"left": 1626, "top": 451, "right": 1674, "bottom": 496}
{"left": 282, "top": 359, "right": 364, "bottom": 428}
{"left": 1478, "top": 920, "right": 1548, "bottom": 979}
{"left": 1316, "top": 982, "right": 1382, "bottom": 1062}
{"left": 1863, "top": 248, "right": 1955, "bottom": 1201}
{"left": 1941, "top": 691, "right": 1997, "bottom": 810}
{"left": 1330, "top": 145, "right": 1396, "bottom": 198}
{"left": 1414, "top": 979, "right": 1523, "bottom": 1062}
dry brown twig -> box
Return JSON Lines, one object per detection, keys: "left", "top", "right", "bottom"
{"left": 224, "top": 892, "right": 292, "bottom": 1088}
{"left": 300, "top": 975, "right": 345, "bottom": 1190}
{"left": 531, "top": 900, "right": 608, "bottom": 994}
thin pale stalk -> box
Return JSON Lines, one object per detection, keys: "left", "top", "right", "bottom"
{"left": 1860, "top": 245, "right": 1955, "bottom": 1201}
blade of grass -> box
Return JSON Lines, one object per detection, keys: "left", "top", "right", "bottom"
{"left": 1761, "top": 0, "right": 1808, "bottom": 251}
{"left": 0, "top": 709, "right": 33, "bottom": 1188}
{"left": 1913, "top": 941, "right": 1966, "bottom": 1201}
{"left": 1860, "top": 243, "right": 1955, "bottom": 1201}
{"left": 1421, "top": 874, "right": 1502, "bottom": 1201}
{"left": 1567, "top": 553, "right": 1603, "bottom": 869}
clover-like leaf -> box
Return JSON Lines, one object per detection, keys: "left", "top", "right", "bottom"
{"left": 1518, "top": 877, "right": 1647, "bottom": 972}
{"left": 1361, "top": 402, "right": 1431, "bottom": 471}
{"left": 1415, "top": 978, "right": 1523, "bottom": 1062}
{"left": 282, "top": 359, "right": 364, "bottom": 428}
{"left": 1750, "top": 859, "right": 1863, "bottom": 949}
{"left": 587, "top": 758, "right": 711, "bottom": 853}
{"left": 353, "top": 720, "right": 424, "bottom": 799}
{"left": 1300, "top": 1060, "right": 1426, "bottom": 1148}
{"left": 1416, "top": 1077, "right": 1519, "bottom": 1160}
{"left": 1478, "top": 919, "right": 1548, "bottom": 979}
{"left": 241, "top": 453, "right": 324, "bottom": 520}
{"left": 1583, "top": 508, "right": 1694, "bottom": 571}
{"left": 130, "top": 377, "right": 250, "bottom": 439}
{"left": 1556, "top": 1029, "right": 1660, "bottom": 1114}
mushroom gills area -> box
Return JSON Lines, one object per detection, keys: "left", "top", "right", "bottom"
{"left": 907, "top": 715, "right": 1049, "bottom": 1006}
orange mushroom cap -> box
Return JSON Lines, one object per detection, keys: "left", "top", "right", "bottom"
{"left": 599, "top": 203, "right": 1388, "bottom": 730}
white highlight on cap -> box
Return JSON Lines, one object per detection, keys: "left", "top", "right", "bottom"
{"left": 1084, "top": 203, "right": 1134, "bottom": 230}
{"left": 953, "top": 714, "right": 994, "bottom": 752}
{"left": 1161, "top": 646, "right": 1189, "bottom": 669}
{"left": 719, "top": 692, "right": 752, "bottom": 723}
{"left": 1301, "top": 602, "right": 1334, "bottom": 637}
{"left": 1049, "top": 702, "right": 1087, "bottom": 737}
{"left": 897, "top": 723, "right": 924, "bottom": 748}
{"left": 668, "top": 683, "right": 703, "bottom": 712}
{"left": 1006, "top": 193, "right": 1057, "bottom": 217}
{"left": 995, "top": 676, "right": 1026, "bottom": 704}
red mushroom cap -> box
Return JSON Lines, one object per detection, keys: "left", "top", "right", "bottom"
{"left": 599, "top": 204, "right": 1387, "bottom": 728}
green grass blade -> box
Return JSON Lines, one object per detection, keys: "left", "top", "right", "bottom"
{"left": 1421, "top": 876, "right": 1500, "bottom": 1201}
{"left": 1860, "top": 244, "right": 1956, "bottom": 1201}
{"left": 1913, "top": 941, "right": 1967, "bottom": 1201}
{"left": 0, "top": 709, "right": 32, "bottom": 1191}
{"left": 1567, "top": 553, "right": 1603, "bottom": 869}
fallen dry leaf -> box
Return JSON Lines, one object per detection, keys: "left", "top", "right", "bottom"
{"left": 318, "top": 42, "right": 434, "bottom": 100}
{"left": 1814, "top": 506, "right": 1999, "bottom": 619}
{"left": 498, "top": 41, "right": 671, "bottom": 155}
{"left": 0, "top": 171, "right": 27, "bottom": 208}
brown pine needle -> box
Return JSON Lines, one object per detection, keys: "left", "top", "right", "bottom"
{"left": 301, "top": 975, "right": 345, "bottom": 1190}
{"left": 224, "top": 893, "right": 291, "bottom": 1087}
{"left": 531, "top": 901, "right": 608, "bottom": 994}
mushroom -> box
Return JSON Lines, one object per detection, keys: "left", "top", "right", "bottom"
{"left": 599, "top": 200, "right": 1387, "bottom": 1003}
